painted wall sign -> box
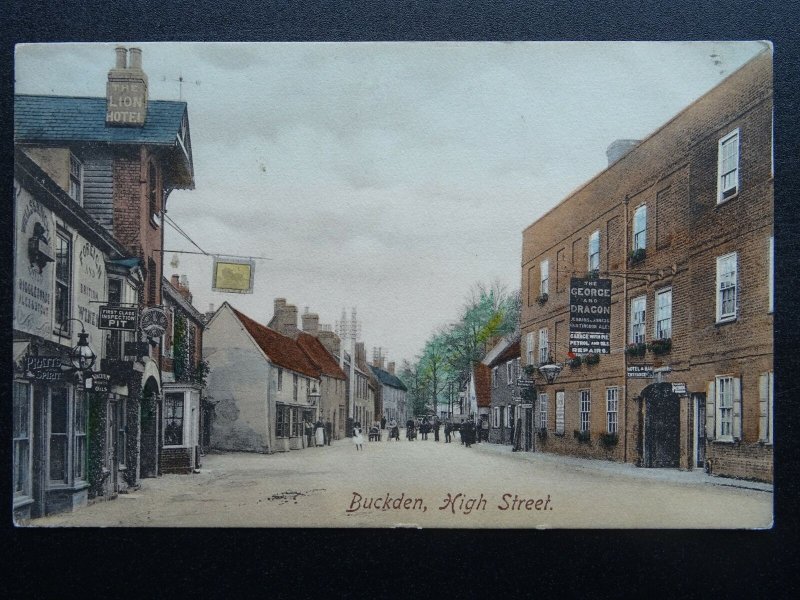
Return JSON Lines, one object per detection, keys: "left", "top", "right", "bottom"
{"left": 106, "top": 80, "right": 147, "bottom": 125}
{"left": 99, "top": 306, "right": 138, "bottom": 331}
{"left": 25, "top": 355, "right": 65, "bottom": 381}
{"left": 76, "top": 238, "right": 106, "bottom": 331}
{"left": 569, "top": 277, "right": 612, "bottom": 354}
{"left": 93, "top": 373, "right": 111, "bottom": 393}
{"left": 140, "top": 307, "right": 168, "bottom": 337}
{"left": 212, "top": 256, "right": 255, "bottom": 294}
{"left": 671, "top": 382, "right": 687, "bottom": 395}
{"left": 627, "top": 364, "right": 654, "bottom": 379}
{"left": 14, "top": 181, "right": 55, "bottom": 337}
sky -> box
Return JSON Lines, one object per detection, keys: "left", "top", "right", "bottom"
{"left": 15, "top": 41, "right": 767, "bottom": 364}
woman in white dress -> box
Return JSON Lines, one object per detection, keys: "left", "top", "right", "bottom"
{"left": 352, "top": 422, "right": 364, "bottom": 451}
{"left": 314, "top": 419, "right": 325, "bottom": 447}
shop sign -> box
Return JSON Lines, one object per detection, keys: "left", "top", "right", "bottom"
{"left": 212, "top": 256, "right": 255, "bottom": 294}
{"left": 671, "top": 382, "right": 687, "bottom": 395}
{"left": 93, "top": 373, "right": 111, "bottom": 393}
{"left": 25, "top": 355, "right": 65, "bottom": 381}
{"left": 99, "top": 305, "right": 138, "bottom": 331}
{"left": 140, "top": 307, "right": 168, "bottom": 337}
{"left": 627, "top": 364, "right": 654, "bottom": 379}
{"left": 569, "top": 277, "right": 612, "bottom": 354}
{"left": 519, "top": 403, "right": 533, "bottom": 409}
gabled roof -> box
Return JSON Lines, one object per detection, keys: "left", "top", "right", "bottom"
{"left": 15, "top": 94, "right": 194, "bottom": 188}
{"left": 231, "top": 307, "right": 319, "bottom": 379}
{"left": 368, "top": 365, "right": 408, "bottom": 391}
{"left": 296, "top": 332, "right": 347, "bottom": 380}
{"left": 474, "top": 363, "right": 492, "bottom": 408}
{"left": 491, "top": 338, "right": 521, "bottom": 367}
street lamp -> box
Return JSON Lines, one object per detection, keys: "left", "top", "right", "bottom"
{"left": 56, "top": 318, "right": 97, "bottom": 388}
{"left": 538, "top": 355, "right": 563, "bottom": 385}
{"left": 308, "top": 380, "right": 321, "bottom": 405}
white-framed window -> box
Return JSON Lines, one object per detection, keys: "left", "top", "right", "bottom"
{"left": 633, "top": 205, "right": 647, "bottom": 251}
{"left": 655, "top": 288, "right": 672, "bottom": 340}
{"left": 55, "top": 230, "right": 72, "bottom": 333}
{"left": 588, "top": 230, "right": 600, "bottom": 273}
{"left": 716, "top": 252, "right": 738, "bottom": 323}
{"left": 759, "top": 371, "right": 774, "bottom": 444}
{"left": 164, "top": 392, "right": 185, "bottom": 446}
{"left": 275, "top": 403, "right": 290, "bottom": 438}
{"left": 538, "top": 327, "right": 549, "bottom": 364}
{"left": 69, "top": 153, "right": 83, "bottom": 205}
{"left": 492, "top": 406, "right": 500, "bottom": 428}
{"left": 13, "top": 381, "right": 32, "bottom": 499}
{"left": 630, "top": 295, "right": 646, "bottom": 344}
{"left": 540, "top": 259, "right": 549, "bottom": 296}
{"left": 579, "top": 389, "right": 591, "bottom": 432}
{"left": 526, "top": 332, "right": 534, "bottom": 365}
{"left": 555, "top": 391, "right": 565, "bottom": 435}
{"left": 714, "top": 376, "right": 740, "bottom": 441}
{"left": 538, "top": 393, "right": 548, "bottom": 430}
{"left": 506, "top": 361, "right": 514, "bottom": 386}
{"left": 49, "top": 386, "right": 70, "bottom": 484}
{"left": 717, "top": 129, "right": 739, "bottom": 203}
{"left": 606, "top": 387, "right": 618, "bottom": 434}
{"left": 768, "top": 236, "right": 774, "bottom": 313}
{"left": 73, "top": 391, "right": 87, "bottom": 481}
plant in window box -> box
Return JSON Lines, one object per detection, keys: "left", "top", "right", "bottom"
{"left": 573, "top": 429, "right": 591, "bottom": 443}
{"left": 523, "top": 364, "right": 537, "bottom": 377}
{"left": 599, "top": 432, "right": 619, "bottom": 447}
{"left": 584, "top": 353, "right": 600, "bottom": 366}
{"left": 648, "top": 338, "right": 672, "bottom": 355}
{"left": 536, "top": 293, "right": 549, "bottom": 306}
{"left": 568, "top": 355, "right": 583, "bottom": 368}
{"left": 629, "top": 248, "right": 646, "bottom": 264}
{"left": 625, "top": 342, "right": 647, "bottom": 358}
{"left": 537, "top": 427, "right": 548, "bottom": 440}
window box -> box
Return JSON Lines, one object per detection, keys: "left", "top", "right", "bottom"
{"left": 584, "top": 353, "right": 600, "bottom": 366}
{"left": 625, "top": 343, "right": 647, "bottom": 358}
{"left": 648, "top": 338, "right": 672, "bottom": 355}
{"left": 568, "top": 355, "right": 582, "bottom": 368}
{"left": 599, "top": 432, "right": 619, "bottom": 447}
{"left": 536, "top": 293, "right": 549, "bottom": 306}
{"left": 573, "top": 429, "right": 591, "bottom": 443}
{"left": 629, "top": 248, "right": 646, "bottom": 264}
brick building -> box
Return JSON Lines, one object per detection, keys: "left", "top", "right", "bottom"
{"left": 520, "top": 51, "right": 772, "bottom": 482}
{"left": 15, "top": 46, "right": 197, "bottom": 493}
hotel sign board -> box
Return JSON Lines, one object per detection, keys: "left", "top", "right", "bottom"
{"left": 627, "top": 364, "right": 654, "bottom": 379}
{"left": 212, "top": 256, "right": 255, "bottom": 294}
{"left": 569, "top": 277, "right": 612, "bottom": 354}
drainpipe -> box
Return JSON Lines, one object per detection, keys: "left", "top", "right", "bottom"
{"left": 623, "top": 194, "right": 629, "bottom": 463}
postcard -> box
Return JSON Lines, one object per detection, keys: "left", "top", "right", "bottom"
{"left": 12, "top": 41, "right": 773, "bottom": 528}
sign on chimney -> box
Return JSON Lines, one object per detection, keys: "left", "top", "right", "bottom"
{"left": 106, "top": 47, "right": 148, "bottom": 127}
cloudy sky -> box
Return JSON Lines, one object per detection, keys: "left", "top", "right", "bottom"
{"left": 15, "top": 41, "right": 766, "bottom": 363}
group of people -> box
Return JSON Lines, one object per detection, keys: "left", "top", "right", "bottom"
{"left": 349, "top": 414, "right": 489, "bottom": 449}
{"left": 303, "top": 418, "right": 333, "bottom": 448}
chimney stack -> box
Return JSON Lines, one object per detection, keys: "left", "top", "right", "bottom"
{"left": 606, "top": 139, "right": 640, "bottom": 166}
{"left": 106, "top": 46, "right": 148, "bottom": 127}
{"left": 301, "top": 311, "right": 320, "bottom": 336}
{"left": 388, "top": 362, "right": 395, "bottom": 375}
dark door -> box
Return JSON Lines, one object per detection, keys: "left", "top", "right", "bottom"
{"left": 642, "top": 382, "right": 680, "bottom": 468}
{"left": 524, "top": 407, "right": 533, "bottom": 451}
{"left": 693, "top": 393, "right": 706, "bottom": 468}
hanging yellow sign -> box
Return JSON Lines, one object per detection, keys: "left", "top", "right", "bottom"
{"left": 212, "top": 256, "right": 255, "bottom": 294}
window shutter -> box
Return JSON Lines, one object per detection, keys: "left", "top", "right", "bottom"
{"left": 758, "top": 373, "right": 769, "bottom": 442}
{"left": 706, "top": 380, "right": 716, "bottom": 439}
{"left": 732, "top": 377, "right": 742, "bottom": 441}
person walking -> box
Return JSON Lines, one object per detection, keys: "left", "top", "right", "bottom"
{"left": 388, "top": 418, "right": 399, "bottom": 441}
{"left": 433, "top": 418, "right": 441, "bottom": 442}
{"left": 481, "top": 417, "right": 489, "bottom": 443}
{"left": 352, "top": 421, "right": 364, "bottom": 451}
{"left": 304, "top": 419, "right": 314, "bottom": 447}
{"left": 325, "top": 418, "right": 332, "bottom": 445}
{"left": 314, "top": 418, "right": 325, "bottom": 447}
{"left": 444, "top": 421, "right": 451, "bottom": 443}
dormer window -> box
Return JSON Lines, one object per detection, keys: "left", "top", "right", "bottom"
{"left": 69, "top": 153, "right": 83, "bottom": 205}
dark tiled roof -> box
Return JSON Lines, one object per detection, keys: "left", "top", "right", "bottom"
{"left": 368, "top": 365, "right": 407, "bottom": 391}
{"left": 474, "top": 363, "right": 492, "bottom": 408}
{"left": 15, "top": 94, "right": 187, "bottom": 146}
{"left": 297, "top": 332, "right": 346, "bottom": 380}
{"left": 490, "top": 338, "right": 521, "bottom": 367}
{"left": 231, "top": 307, "right": 319, "bottom": 379}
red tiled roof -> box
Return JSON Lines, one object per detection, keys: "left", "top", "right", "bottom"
{"left": 231, "top": 307, "right": 320, "bottom": 379}
{"left": 474, "top": 363, "right": 492, "bottom": 408}
{"left": 490, "top": 338, "right": 521, "bottom": 367}
{"left": 297, "top": 332, "right": 347, "bottom": 380}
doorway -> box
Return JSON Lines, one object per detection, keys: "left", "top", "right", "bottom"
{"left": 692, "top": 393, "right": 706, "bottom": 469}
{"left": 641, "top": 382, "right": 680, "bottom": 468}
{"left": 139, "top": 377, "right": 160, "bottom": 478}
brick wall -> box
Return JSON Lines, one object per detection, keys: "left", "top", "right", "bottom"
{"left": 519, "top": 52, "right": 772, "bottom": 480}
{"left": 160, "top": 447, "right": 193, "bottom": 474}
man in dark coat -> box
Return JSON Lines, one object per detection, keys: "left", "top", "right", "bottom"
{"left": 433, "top": 418, "right": 441, "bottom": 442}
{"left": 325, "top": 418, "right": 332, "bottom": 445}
{"left": 444, "top": 421, "right": 451, "bottom": 443}
{"left": 381, "top": 415, "right": 387, "bottom": 430}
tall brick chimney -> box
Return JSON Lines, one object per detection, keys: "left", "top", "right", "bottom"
{"left": 388, "top": 361, "right": 395, "bottom": 375}
{"left": 106, "top": 46, "right": 148, "bottom": 127}
{"left": 318, "top": 330, "right": 341, "bottom": 358}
